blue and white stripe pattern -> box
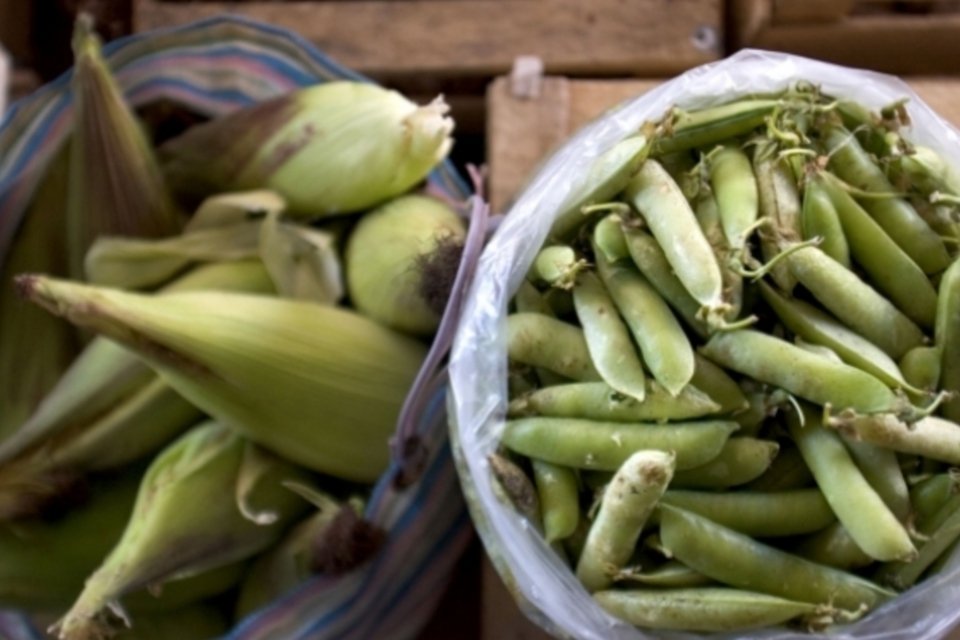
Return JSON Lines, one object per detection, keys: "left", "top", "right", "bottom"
{"left": 0, "top": 15, "right": 471, "bottom": 640}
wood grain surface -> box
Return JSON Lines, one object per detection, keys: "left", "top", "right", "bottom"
{"left": 133, "top": 0, "right": 722, "bottom": 79}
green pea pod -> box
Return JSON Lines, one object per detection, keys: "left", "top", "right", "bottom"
{"left": 670, "top": 438, "right": 779, "bottom": 489}
{"left": 500, "top": 417, "right": 737, "bottom": 471}
{"left": 532, "top": 460, "right": 580, "bottom": 544}
{"left": 594, "top": 587, "right": 820, "bottom": 632}
{"left": 827, "top": 413, "right": 960, "bottom": 466}
{"left": 593, "top": 214, "right": 630, "bottom": 263}
{"left": 660, "top": 489, "right": 834, "bottom": 537}
{"left": 625, "top": 160, "right": 726, "bottom": 321}
{"left": 820, "top": 172, "right": 937, "bottom": 330}
{"left": 898, "top": 345, "right": 942, "bottom": 393}
{"left": 875, "top": 494, "right": 960, "bottom": 589}
{"left": 801, "top": 176, "right": 850, "bottom": 267}
{"left": 690, "top": 352, "right": 749, "bottom": 415}
{"left": 694, "top": 190, "right": 744, "bottom": 321}
{"left": 754, "top": 141, "right": 803, "bottom": 293}
{"left": 651, "top": 99, "right": 779, "bottom": 155}
{"left": 783, "top": 245, "right": 925, "bottom": 359}
{"left": 621, "top": 226, "right": 708, "bottom": 337}
{"left": 701, "top": 330, "right": 904, "bottom": 415}
{"left": 507, "top": 381, "right": 721, "bottom": 422}
{"left": 823, "top": 124, "right": 949, "bottom": 274}
{"left": 595, "top": 252, "right": 695, "bottom": 396}
{"left": 660, "top": 505, "right": 894, "bottom": 611}
{"left": 550, "top": 135, "right": 649, "bottom": 240}
{"left": 573, "top": 270, "right": 648, "bottom": 401}
{"left": 759, "top": 281, "right": 917, "bottom": 392}
{"left": 911, "top": 472, "right": 960, "bottom": 529}
{"left": 788, "top": 404, "right": 916, "bottom": 562}
{"left": 843, "top": 439, "right": 911, "bottom": 521}
{"left": 794, "top": 522, "right": 874, "bottom": 571}
{"left": 533, "top": 245, "right": 588, "bottom": 290}
{"left": 936, "top": 257, "right": 960, "bottom": 421}
{"left": 576, "top": 450, "right": 674, "bottom": 591}
{"left": 708, "top": 144, "right": 759, "bottom": 252}
{"left": 506, "top": 313, "right": 601, "bottom": 382}
{"left": 613, "top": 560, "right": 712, "bottom": 588}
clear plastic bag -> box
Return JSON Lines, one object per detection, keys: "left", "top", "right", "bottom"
{"left": 0, "top": 15, "right": 471, "bottom": 640}
{"left": 448, "top": 48, "right": 960, "bottom": 640}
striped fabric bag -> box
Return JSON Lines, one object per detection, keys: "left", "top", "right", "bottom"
{"left": 0, "top": 15, "right": 472, "bottom": 640}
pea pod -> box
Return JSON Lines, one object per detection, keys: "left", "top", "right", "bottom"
{"left": 593, "top": 214, "right": 630, "bottom": 263}
{"left": 593, "top": 587, "right": 820, "bottom": 632}
{"left": 820, "top": 172, "right": 937, "bottom": 329}
{"left": 670, "top": 438, "right": 779, "bottom": 489}
{"left": 822, "top": 124, "right": 949, "bottom": 274}
{"left": 746, "top": 445, "right": 815, "bottom": 492}
{"left": 690, "top": 352, "right": 749, "bottom": 414}
{"left": 936, "top": 257, "right": 960, "bottom": 421}
{"left": 500, "top": 417, "right": 738, "bottom": 471}
{"left": 754, "top": 141, "right": 803, "bottom": 293}
{"left": 595, "top": 252, "right": 694, "bottom": 396}
{"left": 533, "top": 245, "right": 587, "bottom": 290}
{"left": 532, "top": 460, "right": 580, "bottom": 544}
{"left": 875, "top": 494, "right": 960, "bottom": 589}
{"left": 659, "top": 505, "right": 894, "bottom": 611}
{"left": 898, "top": 345, "right": 942, "bottom": 393}
{"left": 694, "top": 190, "right": 744, "bottom": 321}
{"left": 550, "top": 134, "right": 649, "bottom": 240}
{"left": 660, "top": 488, "right": 834, "bottom": 537}
{"left": 783, "top": 245, "right": 925, "bottom": 359}
{"left": 621, "top": 226, "right": 708, "bottom": 337}
{"left": 801, "top": 176, "right": 850, "bottom": 267}
{"left": 507, "top": 381, "right": 721, "bottom": 422}
{"left": 651, "top": 99, "right": 779, "bottom": 155}
{"left": 573, "top": 270, "right": 648, "bottom": 401}
{"left": 701, "top": 330, "right": 904, "bottom": 415}
{"left": 795, "top": 522, "right": 874, "bottom": 571}
{"left": 788, "top": 404, "right": 916, "bottom": 562}
{"left": 758, "top": 281, "right": 916, "bottom": 392}
{"left": 911, "top": 472, "right": 960, "bottom": 528}
{"left": 625, "top": 160, "right": 726, "bottom": 322}
{"left": 613, "top": 560, "right": 712, "bottom": 588}
{"left": 708, "top": 144, "right": 759, "bottom": 252}
{"left": 576, "top": 450, "right": 674, "bottom": 591}
{"left": 506, "top": 313, "right": 600, "bottom": 382}
{"left": 827, "top": 413, "right": 960, "bottom": 466}
{"left": 843, "top": 439, "right": 911, "bottom": 520}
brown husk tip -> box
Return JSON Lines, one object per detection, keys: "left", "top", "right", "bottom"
{"left": 310, "top": 506, "right": 386, "bottom": 575}
{"left": 416, "top": 234, "right": 464, "bottom": 318}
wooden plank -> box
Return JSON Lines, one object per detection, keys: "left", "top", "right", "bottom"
{"left": 0, "top": 0, "right": 33, "bottom": 64}
{"left": 488, "top": 75, "right": 960, "bottom": 212}
{"left": 133, "top": 0, "right": 722, "bottom": 79}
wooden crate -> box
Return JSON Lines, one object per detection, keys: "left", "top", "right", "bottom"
{"left": 488, "top": 75, "right": 960, "bottom": 212}
{"left": 730, "top": 0, "right": 960, "bottom": 74}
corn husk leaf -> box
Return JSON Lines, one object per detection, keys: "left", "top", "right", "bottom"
{"left": 84, "top": 221, "right": 262, "bottom": 290}
{"left": 260, "top": 209, "right": 342, "bottom": 304}
{"left": 67, "top": 14, "right": 184, "bottom": 280}
{"left": 50, "top": 421, "right": 311, "bottom": 640}
{"left": 158, "top": 81, "right": 453, "bottom": 218}
{"left": 186, "top": 189, "right": 286, "bottom": 232}
{"left": 0, "top": 143, "right": 79, "bottom": 441}
{"left": 17, "top": 275, "right": 426, "bottom": 481}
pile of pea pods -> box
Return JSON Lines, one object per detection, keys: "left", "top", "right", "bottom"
{"left": 496, "top": 84, "right": 960, "bottom": 634}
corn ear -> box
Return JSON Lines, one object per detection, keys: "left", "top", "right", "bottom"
{"left": 84, "top": 222, "right": 262, "bottom": 290}
{"left": 0, "top": 143, "right": 79, "bottom": 441}
{"left": 0, "top": 261, "right": 275, "bottom": 518}
{"left": 51, "top": 421, "right": 311, "bottom": 640}
{"left": 67, "top": 14, "right": 183, "bottom": 280}
{"left": 346, "top": 194, "right": 465, "bottom": 335}
{"left": 17, "top": 275, "right": 427, "bottom": 481}
{"left": 158, "top": 81, "right": 453, "bottom": 217}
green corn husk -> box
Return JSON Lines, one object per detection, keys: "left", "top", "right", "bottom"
{"left": 235, "top": 488, "right": 363, "bottom": 619}
{"left": 51, "top": 421, "right": 311, "bottom": 640}
{"left": 84, "top": 222, "right": 262, "bottom": 290}
{"left": 113, "top": 604, "right": 228, "bottom": 640}
{"left": 260, "top": 208, "right": 343, "bottom": 304}
{"left": 0, "top": 471, "right": 139, "bottom": 611}
{"left": 346, "top": 194, "right": 465, "bottom": 335}
{"left": 17, "top": 275, "right": 427, "bottom": 481}
{"left": 0, "top": 143, "right": 79, "bottom": 442}
{"left": 67, "top": 15, "right": 183, "bottom": 280}
{"left": 0, "top": 261, "right": 275, "bottom": 519}
{"left": 158, "top": 81, "right": 453, "bottom": 217}
{"left": 186, "top": 189, "right": 286, "bottom": 232}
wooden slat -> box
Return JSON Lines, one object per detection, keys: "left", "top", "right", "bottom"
{"left": 133, "top": 0, "right": 722, "bottom": 79}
